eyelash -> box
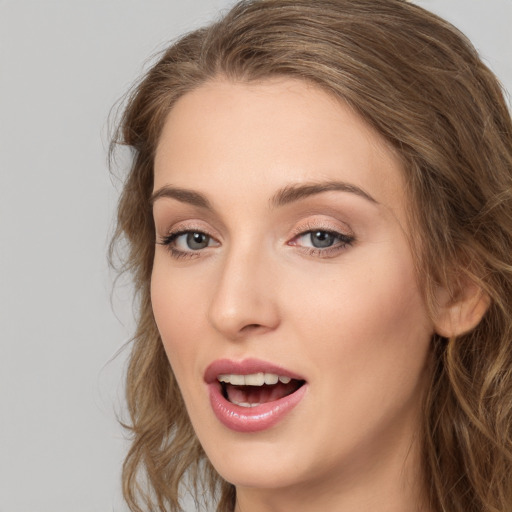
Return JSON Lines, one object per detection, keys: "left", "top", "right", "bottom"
{"left": 287, "top": 221, "right": 355, "bottom": 258}
{"left": 157, "top": 224, "right": 355, "bottom": 260}
{"left": 158, "top": 228, "right": 217, "bottom": 260}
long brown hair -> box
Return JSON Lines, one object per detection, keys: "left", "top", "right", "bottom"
{"left": 110, "top": 1, "right": 512, "bottom": 510}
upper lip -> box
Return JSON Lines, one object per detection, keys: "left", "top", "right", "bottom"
{"left": 204, "top": 358, "right": 306, "bottom": 384}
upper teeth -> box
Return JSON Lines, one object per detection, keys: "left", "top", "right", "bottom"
{"left": 217, "top": 373, "right": 292, "bottom": 386}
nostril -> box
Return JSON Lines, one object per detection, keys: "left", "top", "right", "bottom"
{"left": 241, "top": 323, "right": 263, "bottom": 332}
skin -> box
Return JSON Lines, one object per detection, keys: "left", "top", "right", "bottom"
{"left": 151, "top": 78, "right": 436, "bottom": 512}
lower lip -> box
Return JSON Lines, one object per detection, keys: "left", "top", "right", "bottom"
{"left": 208, "top": 382, "right": 307, "bottom": 433}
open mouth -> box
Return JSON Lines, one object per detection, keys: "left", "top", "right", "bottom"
{"left": 218, "top": 373, "right": 306, "bottom": 408}
{"left": 206, "top": 359, "right": 308, "bottom": 431}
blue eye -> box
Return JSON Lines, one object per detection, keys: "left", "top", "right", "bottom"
{"left": 295, "top": 230, "right": 352, "bottom": 249}
{"left": 182, "top": 232, "right": 211, "bottom": 250}
{"left": 308, "top": 230, "right": 337, "bottom": 248}
{"left": 289, "top": 228, "right": 355, "bottom": 258}
{"left": 159, "top": 230, "right": 219, "bottom": 258}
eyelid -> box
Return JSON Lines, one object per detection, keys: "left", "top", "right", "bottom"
{"left": 161, "top": 229, "right": 219, "bottom": 247}
{"left": 158, "top": 219, "right": 221, "bottom": 241}
{"left": 155, "top": 217, "right": 355, "bottom": 261}
{"left": 288, "top": 217, "right": 354, "bottom": 240}
{"left": 286, "top": 217, "right": 356, "bottom": 258}
{"left": 155, "top": 219, "right": 222, "bottom": 261}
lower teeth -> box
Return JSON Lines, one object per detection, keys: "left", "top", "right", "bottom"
{"left": 231, "top": 400, "right": 261, "bottom": 408}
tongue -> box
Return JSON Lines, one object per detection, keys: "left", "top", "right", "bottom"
{"left": 225, "top": 381, "right": 302, "bottom": 406}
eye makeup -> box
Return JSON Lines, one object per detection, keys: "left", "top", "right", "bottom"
{"left": 286, "top": 217, "right": 355, "bottom": 259}
{"left": 156, "top": 218, "right": 355, "bottom": 261}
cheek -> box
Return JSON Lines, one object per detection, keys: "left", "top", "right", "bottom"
{"left": 150, "top": 257, "right": 206, "bottom": 383}
{"left": 284, "top": 247, "right": 432, "bottom": 385}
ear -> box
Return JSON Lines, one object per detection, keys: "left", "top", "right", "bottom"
{"left": 433, "top": 280, "right": 490, "bottom": 338}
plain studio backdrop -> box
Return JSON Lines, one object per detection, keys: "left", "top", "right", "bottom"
{"left": 0, "top": 1, "right": 510, "bottom": 511}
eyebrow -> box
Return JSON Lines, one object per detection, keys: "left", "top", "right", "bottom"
{"left": 150, "top": 180, "right": 377, "bottom": 210}
{"left": 270, "top": 181, "right": 377, "bottom": 208}
{"left": 150, "top": 186, "right": 212, "bottom": 209}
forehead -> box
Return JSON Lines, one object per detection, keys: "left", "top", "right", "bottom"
{"left": 154, "top": 78, "right": 408, "bottom": 225}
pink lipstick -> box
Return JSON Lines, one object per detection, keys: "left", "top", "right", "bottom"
{"left": 204, "top": 358, "right": 307, "bottom": 432}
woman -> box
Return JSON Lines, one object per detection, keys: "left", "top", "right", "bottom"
{"left": 110, "top": 0, "right": 512, "bottom": 511}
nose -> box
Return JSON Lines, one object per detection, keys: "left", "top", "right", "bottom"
{"left": 207, "top": 244, "right": 281, "bottom": 340}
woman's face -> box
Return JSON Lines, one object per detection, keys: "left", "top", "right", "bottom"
{"left": 151, "top": 78, "right": 434, "bottom": 504}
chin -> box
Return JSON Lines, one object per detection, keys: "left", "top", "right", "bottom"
{"left": 213, "top": 453, "right": 309, "bottom": 490}
{"left": 197, "top": 424, "right": 319, "bottom": 490}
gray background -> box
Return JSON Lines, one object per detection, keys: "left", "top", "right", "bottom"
{"left": 1, "top": 1, "right": 510, "bottom": 511}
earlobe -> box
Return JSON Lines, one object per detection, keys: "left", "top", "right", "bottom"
{"left": 433, "top": 282, "right": 490, "bottom": 338}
